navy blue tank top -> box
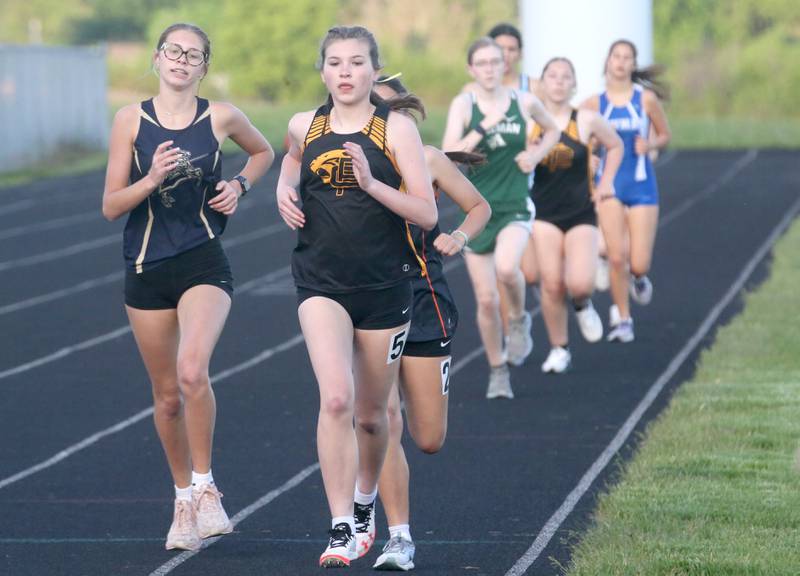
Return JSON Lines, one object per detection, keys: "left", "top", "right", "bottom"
{"left": 407, "top": 210, "right": 458, "bottom": 342}
{"left": 291, "top": 99, "right": 421, "bottom": 293}
{"left": 125, "top": 98, "right": 224, "bottom": 273}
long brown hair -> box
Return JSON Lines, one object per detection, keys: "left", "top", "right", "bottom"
{"left": 374, "top": 74, "right": 427, "bottom": 121}
{"left": 605, "top": 39, "right": 669, "bottom": 101}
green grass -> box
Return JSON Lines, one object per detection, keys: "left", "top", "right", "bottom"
{"left": 564, "top": 223, "right": 800, "bottom": 575}
{"left": 0, "top": 146, "right": 108, "bottom": 190}
{"left": 669, "top": 116, "right": 800, "bottom": 149}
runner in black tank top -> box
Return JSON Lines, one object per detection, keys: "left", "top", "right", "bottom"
{"left": 275, "top": 26, "right": 438, "bottom": 569}
{"left": 371, "top": 75, "right": 492, "bottom": 571}
{"left": 292, "top": 97, "right": 419, "bottom": 294}
{"left": 102, "top": 23, "right": 274, "bottom": 552}
{"left": 531, "top": 58, "right": 623, "bottom": 374}
{"left": 531, "top": 108, "right": 596, "bottom": 232}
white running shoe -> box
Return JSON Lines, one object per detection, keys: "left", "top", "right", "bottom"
{"left": 609, "top": 304, "right": 621, "bottom": 328}
{"left": 506, "top": 311, "right": 533, "bottom": 366}
{"left": 373, "top": 534, "right": 416, "bottom": 571}
{"left": 606, "top": 318, "right": 634, "bottom": 343}
{"left": 193, "top": 483, "right": 233, "bottom": 539}
{"left": 354, "top": 500, "right": 377, "bottom": 558}
{"left": 541, "top": 346, "right": 572, "bottom": 374}
{"left": 630, "top": 275, "right": 653, "bottom": 305}
{"left": 165, "top": 499, "right": 201, "bottom": 551}
{"left": 486, "top": 365, "right": 513, "bottom": 399}
{"left": 595, "top": 256, "right": 610, "bottom": 291}
{"left": 575, "top": 301, "right": 603, "bottom": 343}
{"left": 320, "top": 522, "right": 357, "bottom": 568}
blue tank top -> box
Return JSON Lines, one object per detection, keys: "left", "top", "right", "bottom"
{"left": 125, "top": 98, "right": 224, "bottom": 273}
{"left": 598, "top": 85, "right": 656, "bottom": 191}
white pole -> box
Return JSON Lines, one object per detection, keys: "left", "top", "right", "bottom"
{"left": 520, "top": 0, "right": 652, "bottom": 103}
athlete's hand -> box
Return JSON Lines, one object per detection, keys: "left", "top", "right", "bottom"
{"left": 343, "top": 141, "right": 376, "bottom": 194}
{"left": 514, "top": 150, "right": 537, "bottom": 173}
{"left": 592, "top": 181, "right": 615, "bottom": 204}
{"left": 146, "top": 140, "right": 183, "bottom": 187}
{"left": 634, "top": 135, "right": 650, "bottom": 156}
{"left": 434, "top": 232, "right": 466, "bottom": 256}
{"left": 209, "top": 180, "right": 239, "bottom": 215}
{"left": 277, "top": 184, "right": 305, "bottom": 229}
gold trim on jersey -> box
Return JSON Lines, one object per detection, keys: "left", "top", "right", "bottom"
{"left": 139, "top": 108, "right": 159, "bottom": 127}
{"left": 194, "top": 107, "right": 211, "bottom": 125}
{"left": 364, "top": 114, "right": 387, "bottom": 151}
{"left": 212, "top": 149, "right": 220, "bottom": 172}
{"left": 135, "top": 197, "right": 154, "bottom": 274}
{"left": 133, "top": 148, "right": 142, "bottom": 174}
{"left": 304, "top": 114, "right": 331, "bottom": 148}
{"left": 199, "top": 185, "right": 216, "bottom": 239}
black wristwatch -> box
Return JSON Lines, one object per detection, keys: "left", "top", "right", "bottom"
{"left": 233, "top": 175, "right": 250, "bottom": 197}
{"left": 473, "top": 124, "right": 487, "bottom": 137}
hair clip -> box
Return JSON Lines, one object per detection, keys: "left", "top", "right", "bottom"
{"left": 377, "top": 72, "right": 403, "bottom": 83}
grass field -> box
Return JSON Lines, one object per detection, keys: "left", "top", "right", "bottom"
{"left": 564, "top": 222, "right": 800, "bottom": 575}
{"left": 2, "top": 99, "right": 799, "bottom": 189}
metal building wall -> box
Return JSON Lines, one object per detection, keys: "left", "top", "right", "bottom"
{"left": 0, "top": 44, "right": 108, "bottom": 172}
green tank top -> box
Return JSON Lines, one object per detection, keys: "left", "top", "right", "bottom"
{"left": 465, "top": 92, "right": 530, "bottom": 212}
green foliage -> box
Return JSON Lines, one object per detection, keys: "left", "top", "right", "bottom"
{"left": 215, "top": 0, "right": 338, "bottom": 102}
{"left": 654, "top": 0, "right": 800, "bottom": 118}
{"left": 0, "top": 0, "right": 89, "bottom": 44}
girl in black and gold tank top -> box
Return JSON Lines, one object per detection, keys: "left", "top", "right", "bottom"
{"left": 527, "top": 58, "right": 623, "bottom": 374}
{"left": 102, "top": 23, "right": 274, "bottom": 551}
{"left": 275, "top": 26, "right": 437, "bottom": 569}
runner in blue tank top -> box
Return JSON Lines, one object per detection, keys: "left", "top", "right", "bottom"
{"left": 102, "top": 23, "right": 273, "bottom": 552}
{"left": 275, "top": 26, "right": 438, "bottom": 569}
{"left": 582, "top": 39, "right": 671, "bottom": 343}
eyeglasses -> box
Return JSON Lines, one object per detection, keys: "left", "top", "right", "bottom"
{"left": 160, "top": 42, "right": 207, "bottom": 67}
{"left": 471, "top": 58, "right": 504, "bottom": 69}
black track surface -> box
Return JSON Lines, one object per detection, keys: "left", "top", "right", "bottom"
{"left": 1, "top": 150, "right": 797, "bottom": 576}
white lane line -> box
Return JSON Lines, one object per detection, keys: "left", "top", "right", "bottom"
{"left": 0, "top": 234, "right": 119, "bottom": 272}
{"left": 0, "top": 211, "right": 101, "bottom": 241}
{"left": 660, "top": 149, "right": 757, "bottom": 229}
{"left": 0, "top": 220, "right": 291, "bottom": 315}
{"left": 0, "top": 334, "right": 306, "bottom": 491}
{"left": 0, "top": 266, "right": 299, "bottom": 380}
{"left": 503, "top": 188, "right": 800, "bottom": 576}
{"left": 0, "top": 271, "right": 124, "bottom": 316}
{"left": 0, "top": 326, "right": 132, "bottom": 381}
{"left": 147, "top": 463, "right": 320, "bottom": 576}
{"left": 0, "top": 198, "right": 37, "bottom": 217}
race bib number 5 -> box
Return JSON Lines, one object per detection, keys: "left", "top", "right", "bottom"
{"left": 386, "top": 327, "right": 408, "bottom": 364}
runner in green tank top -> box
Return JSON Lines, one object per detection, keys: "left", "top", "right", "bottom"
{"left": 443, "top": 36, "right": 560, "bottom": 399}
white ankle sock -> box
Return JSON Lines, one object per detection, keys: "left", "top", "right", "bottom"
{"left": 192, "top": 469, "right": 214, "bottom": 487}
{"left": 354, "top": 485, "right": 377, "bottom": 505}
{"left": 332, "top": 515, "right": 355, "bottom": 536}
{"left": 174, "top": 484, "right": 193, "bottom": 502}
{"left": 388, "top": 523, "right": 411, "bottom": 541}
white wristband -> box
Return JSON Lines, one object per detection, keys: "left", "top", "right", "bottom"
{"left": 452, "top": 229, "right": 469, "bottom": 247}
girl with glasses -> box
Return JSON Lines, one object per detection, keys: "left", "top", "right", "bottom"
{"left": 102, "top": 22, "right": 274, "bottom": 551}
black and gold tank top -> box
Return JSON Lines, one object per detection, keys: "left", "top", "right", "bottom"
{"left": 531, "top": 108, "right": 594, "bottom": 220}
{"left": 291, "top": 98, "right": 419, "bottom": 293}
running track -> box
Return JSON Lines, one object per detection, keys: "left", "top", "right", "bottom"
{"left": 1, "top": 150, "right": 797, "bottom": 575}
